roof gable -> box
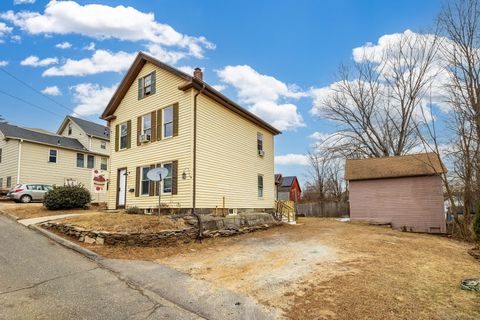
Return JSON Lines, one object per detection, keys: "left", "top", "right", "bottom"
{"left": 345, "top": 152, "right": 446, "bottom": 181}
{"left": 100, "top": 52, "right": 281, "bottom": 135}
{"left": 57, "top": 116, "right": 110, "bottom": 141}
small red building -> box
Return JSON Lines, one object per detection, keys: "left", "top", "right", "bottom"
{"left": 275, "top": 174, "right": 302, "bottom": 202}
{"left": 345, "top": 153, "right": 446, "bottom": 233}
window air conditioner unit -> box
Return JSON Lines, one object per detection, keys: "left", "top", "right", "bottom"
{"left": 140, "top": 134, "right": 151, "bottom": 142}
{"left": 258, "top": 150, "right": 265, "bottom": 156}
{"left": 228, "top": 208, "right": 238, "bottom": 215}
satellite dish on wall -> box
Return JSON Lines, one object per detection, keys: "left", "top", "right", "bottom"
{"left": 147, "top": 167, "right": 169, "bottom": 181}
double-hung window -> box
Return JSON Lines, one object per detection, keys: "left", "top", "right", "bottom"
{"left": 101, "top": 157, "right": 108, "bottom": 171}
{"left": 141, "top": 166, "right": 151, "bottom": 196}
{"left": 48, "top": 150, "right": 57, "bottom": 163}
{"left": 163, "top": 106, "right": 173, "bottom": 138}
{"left": 77, "top": 153, "right": 85, "bottom": 168}
{"left": 100, "top": 141, "right": 106, "bottom": 150}
{"left": 143, "top": 73, "right": 153, "bottom": 96}
{"left": 119, "top": 122, "right": 128, "bottom": 149}
{"left": 257, "top": 133, "right": 264, "bottom": 155}
{"left": 142, "top": 113, "right": 152, "bottom": 137}
{"left": 87, "top": 155, "right": 95, "bottom": 169}
{"left": 258, "top": 174, "right": 264, "bottom": 198}
{"left": 162, "top": 162, "right": 172, "bottom": 193}
{"left": 6, "top": 176, "right": 11, "bottom": 188}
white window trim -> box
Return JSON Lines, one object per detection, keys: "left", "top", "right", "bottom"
{"left": 161, "top": 162, "right": 173, "bottom": 195}
{"left": 100, "top": 157, "right": 108, "bottom": 171}
{"left": 76, "top": 153, "right": 85, "bottom": 168}
{"left": 48, "top": 149, "right": 58, "bottom": 164}
{"left": 140, "top": 166, "right": 151, "bottom": 196}
{"left": 142, "top": 113, "right": 152, "bottom": 137}
{"left": 87, "top": 155, "right": 95, "bottom": 169}
{"left": 258, "top": 174, "right": 264, "bottom": 198}
{"left": 162, "top": 106, "right": 174, "bottom": 139}
{"left": 119, "top": 122, "right": 128, "bottom": 150}
{"left": 143, "top": 73, "right": 153, "bottom": 97}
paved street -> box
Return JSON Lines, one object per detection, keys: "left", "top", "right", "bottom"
{"left": 0, "top": 215, "right": 201, "bottom": 320}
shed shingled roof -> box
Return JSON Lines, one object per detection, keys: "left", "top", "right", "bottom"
{"left": 0, "top": 122, "right": 87, "bottom": 151}
{"left": 344, "top": 152, "right": 446, "bottom": 181}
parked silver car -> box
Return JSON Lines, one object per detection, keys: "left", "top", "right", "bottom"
{"left": 7, "top": 184, "right": 53, "bottom": 203}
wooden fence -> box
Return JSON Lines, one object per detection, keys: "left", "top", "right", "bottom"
{"left": 296, "top": 201, "right": 350, "bottom": 218}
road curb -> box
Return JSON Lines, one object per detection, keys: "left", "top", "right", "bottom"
{"left": 0, "top": 210, "right": 19, "bottom": 221}
{"left": 30, "top": 225, "right": 102, "bottom": 261}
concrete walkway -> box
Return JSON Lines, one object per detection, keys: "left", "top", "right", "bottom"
{"left": 18, "top": 213, "right": 92, "bottom": 226}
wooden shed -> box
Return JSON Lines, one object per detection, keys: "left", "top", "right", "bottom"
{"left": 345, "top": 153, "right": 446, "bottom": 233}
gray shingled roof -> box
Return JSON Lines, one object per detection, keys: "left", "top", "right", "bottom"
{"left": 280, "top": 176, "right": 295, "bottom": 188}
{"left": 0, "top": 123, "right": 87, "bottom": 151}
{"left": 68, "top": 116, "right": 110, "bottom": 140}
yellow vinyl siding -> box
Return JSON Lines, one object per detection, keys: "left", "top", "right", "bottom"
{"left": 0, "top": 132, "right": 19, "bottom": 188}
{"left": 58, "top": 119, "right": 109, "bottom": 156}
{"left": 195, "top": 94, "right": 275, "bottom": 209}
{"left": 19, "top": 141, "right": 107, "bottom": 202}
{"left": 107, "top": 62, "right": 193, "bottom": 209}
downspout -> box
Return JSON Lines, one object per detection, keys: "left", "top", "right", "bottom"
{"left": 192, "top": 83, "right": 206, "bottom": 239}
{"left": 17, "top": 139, "right": 22, "bottom": 185}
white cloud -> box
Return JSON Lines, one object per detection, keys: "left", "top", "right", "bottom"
{"left": 82, "top": 42, "right": 95, "bottom": 51}
{"left": 211, "top": 84, "right": 226, "bottom": 92}
{"left": 20, "top": 55, "right": 58, "bottom": 67}
{"left": 275, "top": 154, "right": 309, "bottom": 166}
{"left": 55, "top": 41, "right": 71, "bottom": 49}
{"left": 43, "top": 50, "right": 135, "bottom": 76}
{"left": 10, "top": 34, "right": 21, "bottom": 42}
{"left": 177, "top": 66, "right": 195, "bottom": 75}
{"left": 0, "top": 60, "right": 9, "bottom": 66}
{"left": 2, "top": 0, "right": 214, "bottom": 58}
{"left": 145, "top": 43, "right": 186, "bottom": 65}
{"left": 70, "top": 83, "right": 117, "bottom": 116}
{"left": 14, "top": 0, "right": 36, "bottom": 4}
{"left": 216, "top": 65, "right": 306, "bottom": 131}
{"left": 0, "top": 22, "right": 12, "bottom": 42}
{"left": 41, "top": 85, "right": 61, "bottom": 96}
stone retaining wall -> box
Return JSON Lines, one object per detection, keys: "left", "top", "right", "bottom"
{"left": 42, "top": 213, "right": 280, "bottom": 246}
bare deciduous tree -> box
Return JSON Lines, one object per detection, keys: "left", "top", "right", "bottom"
{"left": 306, "top": 150, "right": 345, "bottom": 202}
{"left": 317, "top": 31, "right": 439, "bottom": 158}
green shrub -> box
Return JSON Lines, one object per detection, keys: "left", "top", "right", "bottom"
{"left": 126, "top": 206, "right": 143, "bottom": 214}
{"left": 43, "top": 185, "right": 91, "bottom": 210}
{"left": 473, "top": 206, "right": 480, "bottom": 243}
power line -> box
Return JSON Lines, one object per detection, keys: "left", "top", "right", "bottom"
{"left": 0, "top": 67, "right": 89, "bottom": 120}
{"left": 0, "top": 89, "right": 65, "bottom": 119}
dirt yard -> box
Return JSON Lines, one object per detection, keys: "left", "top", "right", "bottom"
{"left": 0, "top": 202, "right": 101, "bottom": 219}
{"left": 55, "top": 213, "right": 187, "bottom": 233}
{"left": 85, "top": 218, "right": 480, "bottom": 320}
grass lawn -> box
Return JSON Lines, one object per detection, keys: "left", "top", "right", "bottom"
{"left": 0, "top": 202, "right": 101, "bottom": 220}
{"left": 82, "top": 218, "right": 479, "bottom": 320}
{"left": 55, "top": 213, "right": 187, "bottom": 233}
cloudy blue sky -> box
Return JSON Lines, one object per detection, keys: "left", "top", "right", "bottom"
{"left": 0, "top": 0, "right": 443, "bottom": 182}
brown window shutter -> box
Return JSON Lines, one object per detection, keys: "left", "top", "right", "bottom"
{"left": 115, "top": 124, "right": 119, "bottom": 152}
{"left": 150, "top": 111, "right": 157, "bottom": 141}
{"left": 138, "top": 78, "right": 143, "bottom": 100}
{"left": 173, "top": 102, "right": 179, "bottom": 137}
{"left": 136, "top": 116, "right": 142, "bottom": 146}
{"left": 126, "top": 120, "right": 132, "bottom": 149}
{"left": 156, "top": 109, "right": 162, "bottom": 141}
{"left": 135, "top": 166, "right": 140, "bottom": 197}
{"left": 172, "top": 160, "right": 178, "bottom": 195}
{"left": 155, "top": 163, "right": 161, "bottom": 196}
{"left": 149, "top": 164, "right": 155, "bottom": 196}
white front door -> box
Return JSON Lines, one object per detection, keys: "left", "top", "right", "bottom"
{"left": 117, "top": 168, "right": 127, "bottom": 208}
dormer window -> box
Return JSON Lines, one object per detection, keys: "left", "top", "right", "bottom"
{"left": 138, "top": 71, "right": 156, "bottom": 100}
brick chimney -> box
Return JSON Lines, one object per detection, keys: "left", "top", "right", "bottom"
{"left": 193, "top": 67, "right": 203, "bottom": 81}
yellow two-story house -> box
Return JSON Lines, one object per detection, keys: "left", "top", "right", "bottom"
{"left": 101, "top": 52, "right": 280, "bottom": 214}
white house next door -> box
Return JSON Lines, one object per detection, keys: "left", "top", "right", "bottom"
{"left": 117, "top": 168, "right": 127, "bottom": 208}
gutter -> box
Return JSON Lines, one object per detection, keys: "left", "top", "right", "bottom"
{"left": 192, "top": 83, "right": 206, "bottom": 238}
